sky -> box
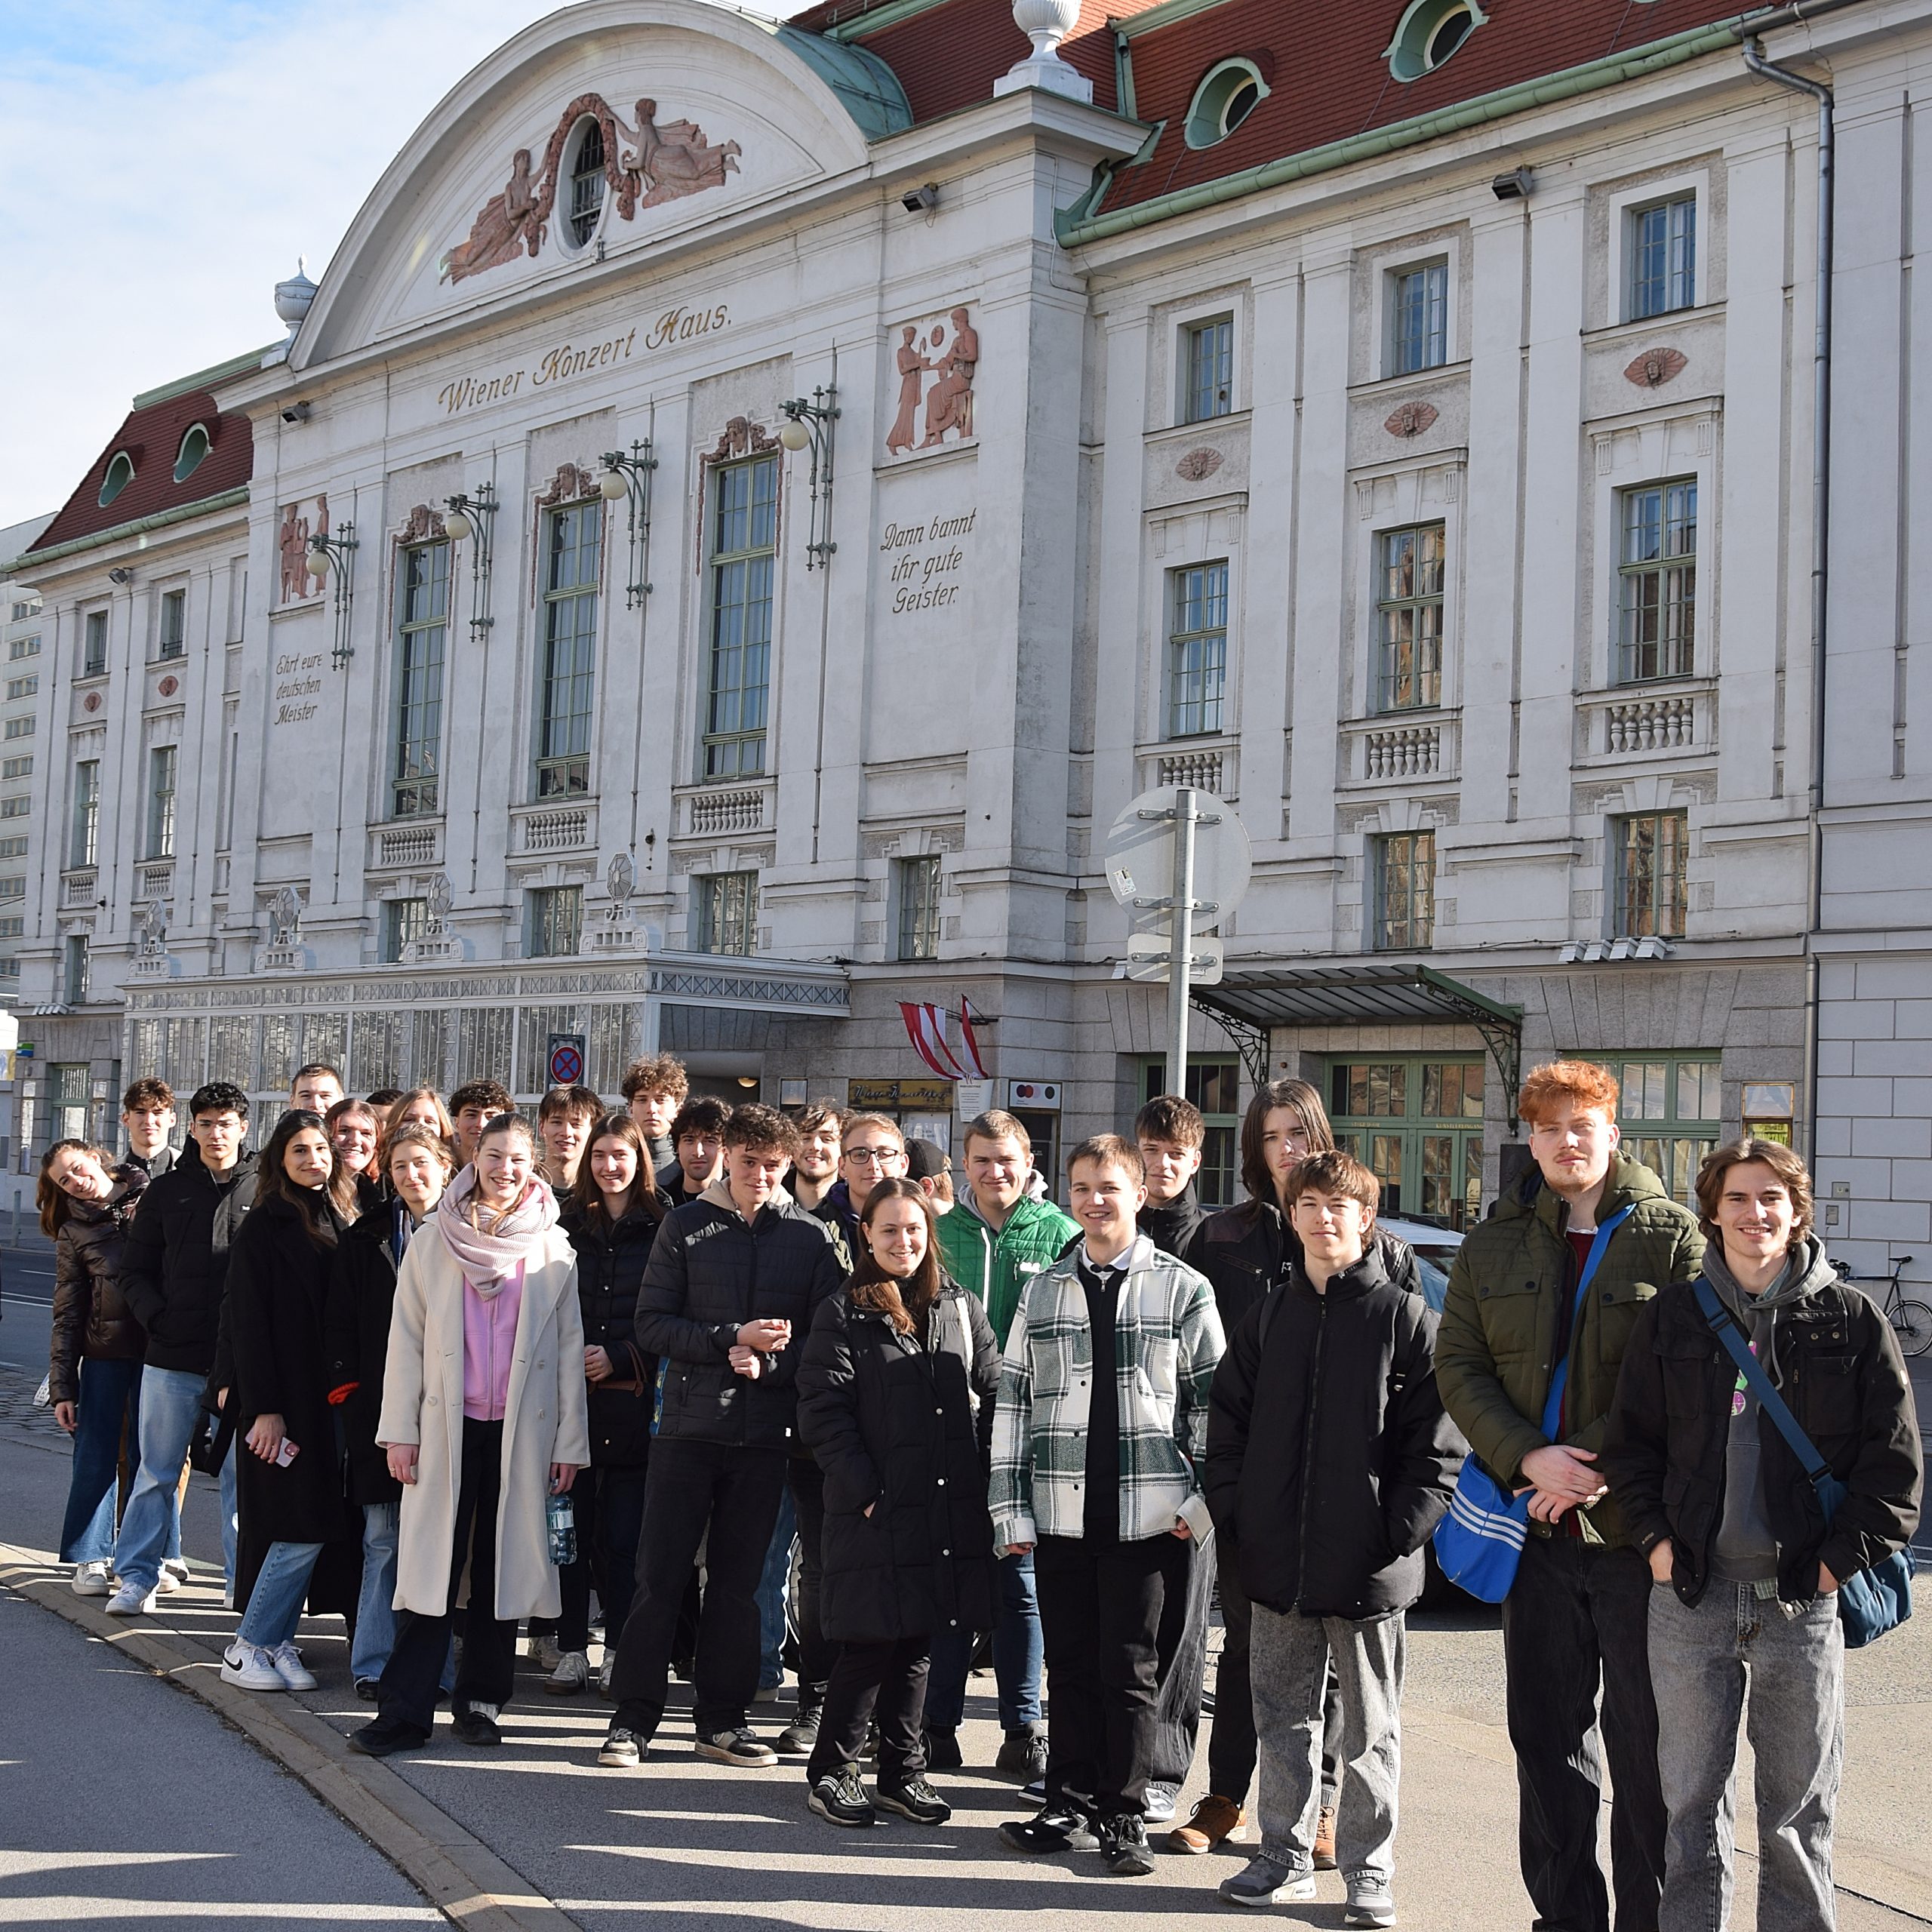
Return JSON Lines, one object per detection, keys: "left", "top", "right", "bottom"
{"left": 0, "top": 0, "right": 810, "bottom": 535}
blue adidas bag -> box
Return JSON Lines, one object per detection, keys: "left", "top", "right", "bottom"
{"left": 1432, "top": 1208, "right": 1633, "bottom": 1602}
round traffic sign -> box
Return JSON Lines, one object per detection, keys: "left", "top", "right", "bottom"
{"left": 1103, "top": 786, "right": 1252, "bottom": 935}
{"left": 549, "top": 1042, "right": 583, "bottom": 1084}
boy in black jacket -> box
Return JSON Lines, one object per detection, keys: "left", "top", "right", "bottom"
{"left": 1204, "top": 1152, "right": 1462, "bottom": 1926}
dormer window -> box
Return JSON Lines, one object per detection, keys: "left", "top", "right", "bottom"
{"left": 568, "top": 120, "right": 606, "bottom": 247}
{"left": 99, "top": 451, "right": 135, "bottom": 508}
{"left": 174, "top": 423, "right": 211, "bottom": 483}
{"left": 1386, "top": 0, "right": 1485, "bottom": 82}
{"left": 1184, "top": 59, "right": 1271, "bottom": 150}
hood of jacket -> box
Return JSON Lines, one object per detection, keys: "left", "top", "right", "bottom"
{"left": 1702, "top": 1233, "right": 1839, "bottom": 1383}
{"left": 1494, "top": 1149, "right": 1672, "bottom": 1232}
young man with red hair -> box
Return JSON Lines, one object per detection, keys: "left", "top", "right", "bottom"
{"left": 1435, "top": 1060, "right": 1705, "bottom": 1932}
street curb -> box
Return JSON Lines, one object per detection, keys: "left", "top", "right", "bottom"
{"left": 0, "top": 1542, "right": 580, "bottom": 1932}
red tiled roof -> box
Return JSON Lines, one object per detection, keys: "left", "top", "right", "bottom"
{"left": 27, "top": 381, "right": 253, "bottom": 558}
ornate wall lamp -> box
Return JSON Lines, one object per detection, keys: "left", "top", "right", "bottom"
{"left": 442, "top": 483, "right": 499, "bottom": 639}
{"left": 304, "top": 522, "right": 359, "bottom": 669}
{"left": 597, "top": 442, "right": 657, "bottom": 608}
{"left": 779, "top": 386, "right": 840, "bottom": 570}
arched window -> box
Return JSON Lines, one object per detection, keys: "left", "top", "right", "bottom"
{"left": 1183, "top": 58, "right": 1271, "bottom": 151}
{"left": 174, "top": 423, "right": 211, "bottom": 484}
{"left": 568, "top": 121, "right": 606, "bottom": 247}
{"left": 1386, "top": 0, "right": 1485, "bottom": 82}
{"left": 98, "top": 451, "right": 136, "bottom": 508}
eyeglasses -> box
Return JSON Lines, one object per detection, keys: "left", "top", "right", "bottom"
{"left": 843, "top": 1146, "right": 901, "bottom": 1167}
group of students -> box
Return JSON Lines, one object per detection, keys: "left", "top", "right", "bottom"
{"left": 40, "top": 1051, "right": 1921, "bottom": 1931}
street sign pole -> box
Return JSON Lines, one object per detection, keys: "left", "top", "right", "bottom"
{"left": 1164, "top": 787, "right": 1198, "bottom": 1095}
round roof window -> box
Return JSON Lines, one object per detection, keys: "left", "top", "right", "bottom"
{"left": 98, "top": 451, "right": 136, "bottom": 508}
{"left": 174, "top": 423, "right": 211, "bottom": 484}
{"left": 1184, "top": 60, "right": 1272, "bottom": 151}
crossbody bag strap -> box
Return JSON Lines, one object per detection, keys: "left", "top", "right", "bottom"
{"left": 1538, "top": 1203, "right": 1637, "bottom": 1437}
{"left": 1693, "top": 1276, "right": 1831, "bottom": 1484}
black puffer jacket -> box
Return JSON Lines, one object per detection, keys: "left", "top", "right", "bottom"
{"left": 48, "top": 1166, "right": 149, "bottom": 1404}
{"left": 1195, "top": 1196, "right": 1423, "bottom": 1337}
{"left": 798, "top": 1281, "right": 1001, "bottom": 1644}
{"left": 324, "top": 1203, "right": 414, "bottom": 1507}
{"left": 1204, "top": 1248, "right": 1464, "bottom": 1619}
{"left": 122, "top": 1142, "right": 259, "bottom": 1376}
{"left": 564, "top": 1189, "right": 672, "bottom": 1468}
{"left": 635, "top": 1182, "right": 847, "bottom": 1449}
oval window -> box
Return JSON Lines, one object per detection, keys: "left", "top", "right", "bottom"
{"left": 98, "top": 451, "right": 135, "bottom": 508}
{"left": 174, "top": 423, "right": 211, "bottom": 484}
{"left": 1184, "top": 59, "right": 1272, "bottom": 151}
{"left": 568, "top": 119, "right": 606, "bottom": 247}
{"left": 1386, "top": 0, "right": 1484, "bottom": 82}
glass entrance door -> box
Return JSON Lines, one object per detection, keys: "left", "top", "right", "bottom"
{"left": 1327, "top": 1054, "right": 1485, "bottom": 1228}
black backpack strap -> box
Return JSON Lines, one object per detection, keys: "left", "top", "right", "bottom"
{"left": 1693, "top": 1276, "right": 1830, "bottom": 1484}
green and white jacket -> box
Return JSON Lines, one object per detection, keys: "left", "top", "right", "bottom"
{"left": 989, "top": 1232, "right": 1226, "bottom": 1547}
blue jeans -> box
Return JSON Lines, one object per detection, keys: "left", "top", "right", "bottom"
{"left": 236, "top": 1538, "right": 324, "bottom": 1650}
{"left": 113, "top": 1365, "right": 236, "bottom": 1593}
{"left": 352, "top": 1503, "right": 400, "bottom": 1681}
{"left": 924, "top": 1546, "right": 1041, "bottom": 1733}
{"left": 58, "top": 1357, "right": 142, "bottom": 1562}
{"left": 756, "top": 1482, "right": 797, "bottom": 1690}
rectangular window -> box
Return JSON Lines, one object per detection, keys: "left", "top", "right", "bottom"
{"left": 6, "top": 675, "right": 38, "bottom": 700}
{"left": 0, "top": 959, "right": 19, "bottom": 980}
{"left": 1617, "top": 479, "right": 1696, "bottom": 682}
{"left": 1167, "top": 561, "right": 1229, "bottom": 738}
{"left": 69, "top": 761, "right": 99, "bottom": 869}
{"left": 1373, "top": 829, "right": 1435, "bottom": 951}
{"left": 705, "top": 455, "right": 778, "bottom": 780}
{"left": 0, "top": 826, "right": 26, "bottom": 845}
{"left": 1330, "top": 1054, "right": 1485, "bottom": 1228}
{"left": 0, "top": 916, "right": 21, "bottom": 939}
{"left": 146, "top": 745, "right": 177, "bottom": 860}
{"left": 1183, "top": 316, "right": 1234, "bottom": 423}
{"left": 0, "top": 798, "right": 31, "bottom": 822}
{"left": 381, "top": 897, "right": 429, "bottom": 964}
{"left": 694, "top": 871, "right": 756, "bottom": 956}
{"left": 1387, "top": 261, "right": 1448, "bottom": 376}
{"left": 0, "top": 755, "right": 30, "bottom": 780}
{"left": 9, "top": 635, "right": 40, "bottom": 660}
{"left": 1613, "top": 811, "right": 1689, "bottom": 940}
{"left": 158, "top": 589, "right": 186, "bottom": 660}
{"left": 1376, "top": 523, "right": 1444, "bottom": 712}
{"left": 896, "top": 854, "right": 942, "bottom": 961}
{"left": 537, "top": 504, "right": 599, "bottom": 800}
{"left": 1627, "top": 194, "right": 1697, "bottom": 321}
{"left": 392, "top": 540, "right": 448, "bottom": 817}
{"left": 1140, "top": 1057, "right": 1241, "bottom": 1208}
{"left": 525, "top": 884, "right": 583, "bottom": 959}
{"left": 8, "top": 601, "right": 37, "bottom": 622}
{"left": 82, "top": 611, "right": 108, "bottom": 678}
{"left": 1584, "top": 1053, "right": 1718, "bottom": 1206}
{"left": 0, "top": 877, "right": 23, "bottom": 900}
{"left": 63, "top": 934, "right": 89, "bottom": 1005}
{"left": 4, "top": 717, "right": 35, "bottom": 740}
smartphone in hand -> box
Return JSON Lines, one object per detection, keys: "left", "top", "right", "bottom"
{"left": 273, "top": 1438, "right": 300, "bottom": 1467}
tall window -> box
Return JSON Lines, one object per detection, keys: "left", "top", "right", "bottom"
{"left": 69, "top": 761, "right": 100, "bottom": 869}
{"left": 382, "top": 897, "right": 429, "bottom": 963}
{"left": 49, "top": 1061, "right": 91, "bottom": 1140}
{"left": 1183, "top": 316, "right": 1234, "bottom": 423}
{"left": 538, "top": 502, "right": 599, "bottom": 799}
{"left": 1373, "top": 830, "right": 1435, "bottom": 950}
{"left": 158, "top": 589, "right": 186, "bottom": 660}
{"left": 1613, "top": 811, "right": 1689, "bottom": 939}
{"left": 1588, "top": 1054, "right": 1719, "bottom": 1206}
{"left": 694, "top": 871, "right": 756, "bottom": 955}
{"left": 1376, "top": 523, "right": 1444, "bottom": 711}
{"left": 705, "top": 455, "right": 778, "bottom": 780}
{"left": 569, "top": 121, "right": 605, "bottom": 245}
{"left": 1627, "top": 194, "right": 1697, "bottom": 320}
{"left": 1387, "top": 261, "right": 1448, "bottom": 375}
{"left": 1168, "top": 561, "right": 1229, "bottom": 737}
{"left": 897, "top": 854, "right": 942, "bottom": 961}
{"left": 1330, "top": 1055, "right": 1485, "bottom": 1228}
{"left": 394, "top": 540, "right": 448, "bottom": 817}
{"left": 63, "top": 935, "right": 89, "bottom": 1006}
{"left": 146, "top": 745, "right": 177, "bottom": 860}
{"left": 1139, "top": 1058, "right": 1241, "bottom": 1208}
{"left": 1617, "top": 480, "right": 1696, "bottom": 682}
{"left": 82, "top": 611, "right": 108, "bottom": 677}
{"left": 525, "top": 884, "right": 583, "bottom": 958}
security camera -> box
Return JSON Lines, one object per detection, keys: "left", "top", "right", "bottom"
{"left": 281, "top": 401, "right": 312, "bottom": 424}
{"left": 1491, "top": 167, "right": 1533, "bottom": 201}
{"left": 901, "top": 183, "right": 940, "bottom": 214}
{"left": 107, "top": 568, "right": 135, "bottom": 586}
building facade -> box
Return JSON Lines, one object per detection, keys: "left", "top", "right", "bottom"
{"left": 5, "top": 0, "right": 1926, "bottom": 1264}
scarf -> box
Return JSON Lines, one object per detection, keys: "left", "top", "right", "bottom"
{"left": 1701, "top": 1233, "right": 1838, "bottom": 1385}
{"left": 434, "top": 1166, "right": 558, "bottom": 1294}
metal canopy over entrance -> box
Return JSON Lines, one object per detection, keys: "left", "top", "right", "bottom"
{"left": 1190, "top": 963, "right": 1523, "bottom": 1100}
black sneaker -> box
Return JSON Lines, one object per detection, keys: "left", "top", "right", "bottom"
{"left": 808, "top": 1764, "right": 875, "bottom": 1828}
{"left": 995, "top": 1726, "right": 1048, "bottom": 1783}
{"left": 697, "top": 1727, "right": 779, "bottom": 1767}
{"left": 875, "top": 1774, "right": 952, "bottom": 1825}
{"left": 776, "top": 1707, "right": 820, "bottom": 1758}
{"left": 923, "top": 1726, "right": 964, "bottom": 1770}
{"left": 450, "top": 1704, "right": 502, "bottom": 1747}
{"left": 348, "top": 1718, "right": 429, "bottom": 1758}
{"left": 598, "top": 1726, "right": 646, "bottom": 1767}
{"left": 1102, "top": 1813, "right": 1156, "bottom": 1877}
{"left": 998, "top": 1807, "right": 1100, "bottom": 1854}
{"left": 354, "top": 1677, "right": 380, "bottom": 1703}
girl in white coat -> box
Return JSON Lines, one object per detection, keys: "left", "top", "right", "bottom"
{"left": 349, "top": 1114, "right": 589, "bottom": 1755}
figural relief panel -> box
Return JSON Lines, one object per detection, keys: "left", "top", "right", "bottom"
{"left": 275, "top": 495, "right": 330, "bottom": 605}
{"left": 883, "top": 306, "right": 981, "bottom": 460}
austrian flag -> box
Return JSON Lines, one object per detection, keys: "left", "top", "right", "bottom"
{"left": 898, "top": 1000, "right": 989, "bottom": 1081}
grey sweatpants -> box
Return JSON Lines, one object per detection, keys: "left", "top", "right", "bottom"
{"left": 1250, "top": 1600, "right": 1404, "bottom": 1882}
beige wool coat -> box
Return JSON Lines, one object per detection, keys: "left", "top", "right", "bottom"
{"left": 377, "top": 1223, "right": 591, "bottom": 1620}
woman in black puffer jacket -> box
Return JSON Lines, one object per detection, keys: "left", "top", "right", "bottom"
{"left": 548, "top": 1113, "right": 671, "bottom": 1693}
{"left": 796, "top": 1177, "right": 999, "bottom": 1829}
{"left": 42, "top": 1141, "right": 149, "bottom": 1587}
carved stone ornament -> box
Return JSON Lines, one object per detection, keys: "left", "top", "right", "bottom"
{"left": 267, "top": 886, "right": 304, "bottom": 946}
{"left": 607, "top": 851, "right": 637, "bottom": 906}
{"left": 277, "top": 494, "right": 329, "bottom": 604}
{"left": 157, "top": 675, "right": 180, "bottom": 697}
{"left": 705, "top": 417, "right": 777, "bottom": 463}
{"left": 441, "top": 94, "right": 742, "bottom": 285}
{"left": 138, "top": 899, "right": 168, "bottom": 956}
{"left": 1384, "top": 401, "right": 1439, "bottom": 439}
{"left": 401, "top": 503, "right": 447, "bottom": 544}
{"left": 1176, "top": 448, "right": 1224, "bottom": 481}
{"left": 537, "top": 461, "right": 601, "bottom": 508}
{"left": 83, "top": 692, "right": 102, "bottom": 714}
{"left": 884, "top": 305, "right": 981, "bottom": 458}
{"left": 1625, "top": 346, "right": 1688, "bottom": 389}
{"left": 426, "top": 871, "right": 455, "bottom": 921}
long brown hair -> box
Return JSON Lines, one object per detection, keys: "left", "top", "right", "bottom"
{"left": 257, "top": 1109, "right": 354, "bottom": 1247}
{"left": 849, "top": 1177, "right": 943, "bottom": 1335}
{"left": 570, "top": 1112, "right": 663, "bottom": 1232}
{"left": 377, "top": 1087, "right": 455, "bottom": 1171}
{"left": 36, "top": 1140, "right": 117, "bottom": 1238}
{"left": 1238, "top": 1077, "right": 1336, "bottom": 1212}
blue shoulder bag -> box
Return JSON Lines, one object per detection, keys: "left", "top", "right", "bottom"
{"left": 1433, "top": 1205, "right": 1634, "bottom": 1602}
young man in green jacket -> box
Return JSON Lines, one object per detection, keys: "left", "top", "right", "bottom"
{"left": 1435, "top": 1060, "right": 1706, "bottom": 1932}
{"left": 925, "top": 1110, "right": 1078, "bottom": 1781}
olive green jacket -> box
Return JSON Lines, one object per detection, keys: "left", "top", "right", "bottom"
{"left": 1435, "top": 1152, "right": 1706, "bottom": 1547}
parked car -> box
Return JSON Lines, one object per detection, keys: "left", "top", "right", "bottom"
{"left": 1379, "top": 1214, "right": 1463, "bottom": 1314}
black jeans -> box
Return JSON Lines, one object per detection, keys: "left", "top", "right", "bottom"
{"left": 379, "top": 1418, "right": 518, "bottom": 1734}
{"left": 1035, "top": 1531, "right": 1190, "bottom": 1822}
{"left": 608, "top": 1438, "right": 787, "bottom": 1740}
{"left": 787, "top": 1451, "right": 833, "bottom": 1715}
{"left": 806, "top": 1638, "right": 930, "bottom": 1783}
{"left": 1151, "top": 1525, "right": 1213, "bottom": 1787}
{"left": 1501, "top": 1534, "right": 1666, "bottom": 1932}
{"left": 1208, "top": 1540, "right": 1257, "bottom": 1801}
{"left": 556, "top": 1461, "right": 650, "bottom": 1655}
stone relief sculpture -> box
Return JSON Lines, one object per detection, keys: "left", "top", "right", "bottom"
{"left": 137, "top": 899, "right": 168, "bottom": 958}
{"left": 442, "top": 94, "right": 740, "bottom": 285}
{"left": 885, "top": 306, "right": 980, "bottom": 457}
{"left": 277, "top": 495, "right": 329, "bottom": 602}
{"left": 267, "top": 887, "right": 304, "bottom": 948}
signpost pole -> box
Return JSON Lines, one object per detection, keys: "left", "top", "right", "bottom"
{"left": 1164, "top": 786, "right": 1198, "bottom": 1096}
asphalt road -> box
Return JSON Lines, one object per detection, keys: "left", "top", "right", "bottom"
{"left": 0, "top": 1232, "right": 57, "bottom": 1381}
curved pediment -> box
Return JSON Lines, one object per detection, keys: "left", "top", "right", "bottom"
{"left": 296, "top": 2, "right": 895, "bottom": 368}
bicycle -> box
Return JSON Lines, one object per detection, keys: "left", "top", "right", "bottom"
{"left": 1832, "top": 1254, "right": 1932, "bottom": 1358}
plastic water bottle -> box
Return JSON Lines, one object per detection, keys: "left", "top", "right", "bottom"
{"left": 546, "top": 1491, "right": 577, "bottom": 1567}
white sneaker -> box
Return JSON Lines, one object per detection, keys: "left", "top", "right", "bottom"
{"left": 221, "top": 1641, "right": 286, "bottom": 1691}
{"left": 69, "top": 1561, "right": 112, "bottom": 1598}
{"left": 160, "top": 1558, "right": 192, "bottom": 1589}
{"left": 270, "top": 1640, "right": 318, "bottom": 1691}
{"left": 528, "top": 1632, "right": 563, "bottom": 1672}
{"left": 104, "top": 1580, "right": 158, "bottom": 1617}
{"left": 543, "top": 1649, "right": 590, "bottom": 1695}
{"left": 153, "top": 1566, "right": 182, "bottom": 1595}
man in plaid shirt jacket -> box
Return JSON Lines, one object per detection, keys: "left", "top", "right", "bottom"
{"left": 990, "top": 1134, "right": 1225, "bottom": 1877}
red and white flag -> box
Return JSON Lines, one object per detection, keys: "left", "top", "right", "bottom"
{"left": 900, "top": 1001, "right": 964, "bottom": 1080}
{"left": 957, "top": 995, "right": 989, "bottom": 1080}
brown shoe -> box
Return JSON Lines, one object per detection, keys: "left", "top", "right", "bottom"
{"left": 1313, "top": 1802, "right": 1338, "bottom": 1870}
{"left": 1168, "top": 1793, "right": 1248, "bottom": 1854}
